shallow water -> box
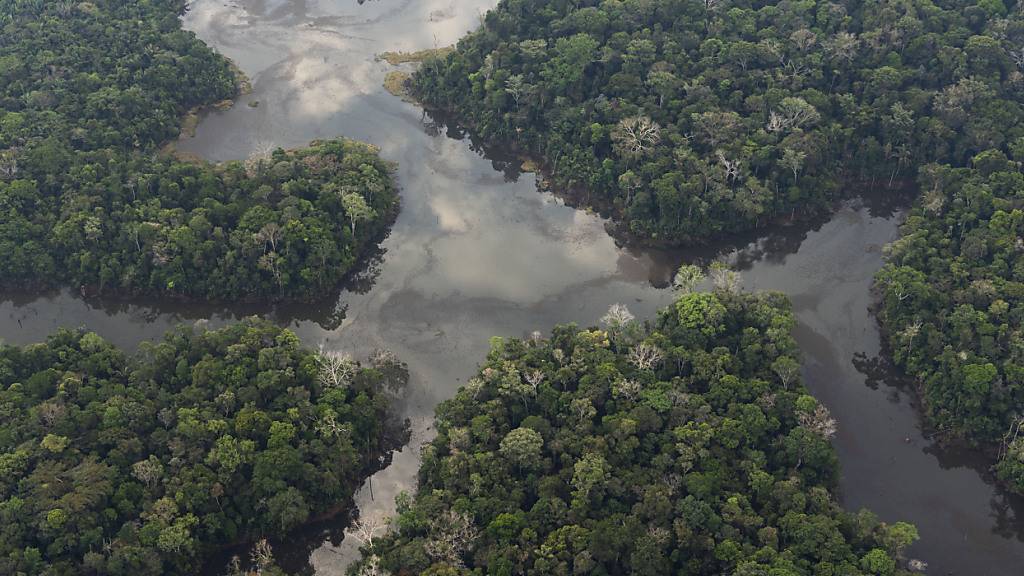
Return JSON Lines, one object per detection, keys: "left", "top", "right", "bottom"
{"left": 2, "top": 0, "right": 1022, "bottom": 573}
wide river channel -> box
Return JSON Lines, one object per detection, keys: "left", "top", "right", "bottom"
{"left": 2, "top": 0, "right": 1023, "bottom": 573}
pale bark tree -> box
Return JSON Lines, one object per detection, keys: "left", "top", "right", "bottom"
{"left": 766, "top": 98, "right": 820, "bottom": 133}
{"left": 37, "top": 401, "right": 65, "bottom": 428}
{"left": 601, "top": 303, "right": 635, "bottom": 329}
{"left": 772, "top": 356, "right": 800, "bottom": 389}
{"left": 351, "top": 515, "right": 389, "bottom": 552}
{"left": 673, "top": 264, "right": 705, "bottom": 293}
{"left": 424, "top": 511, "right": 479, "bottom": 567}
{"left": 710, "top": 262, "right": 740, "bottom": 293}
{"left": 505, "top": 74, "right": 526, "bottom": 109}
{"left": 716, "top": 151, "right": 742, "bottom": 183}
{"left": 612, "top": 116, "right": 661, "bottom": 159}
{"left": 899, "top": 320, "right": 922, "bottom": 357}
{"left": 314, "top": 411, "right": 350, "bottom": 438}
{"left": 613, "top": 378, "right": 642, "bottom": 401}
{"left": 1012, "top": 45, "right": 1024, "bottom": 70}
{"left": 0, "top": 149, "right": 18, "bottom": 179}
{"left": 131, "top": 457, "right": 164, "bottom": 490}
{"left": 341, "top": 192, "right": 375, "bottom": 237}
{"left": 789, "top": 28, "right": 818, "bottom": 53}
{"left": 251, "top": 539, "right": 275, "bottom": 575}
{"left": 826, "top": 31, "right": 860, "bottom": 65}
{"left": 629, "top": 342, "right": 664, "bottom": 371}
{"left": 253, "top": 222, "right": 282, "bottom": 253}
{"left": 316, "top": 345, "right": 357, "bottom": 389}
{"left": 798, "top": 403, "right": 838, "bottom": 440}
{"left": 781, "top": 148, "right": 807, "bottom": 182}
{"left": 524, "top": 369, "right": 546, "bottom": 393}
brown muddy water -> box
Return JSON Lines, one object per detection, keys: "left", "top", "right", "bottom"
{"left": 1, "top": 0, "right": 1022, "bottom": 573}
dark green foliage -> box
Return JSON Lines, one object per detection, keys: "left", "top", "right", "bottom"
{"left": 875, "top": 153, "right": 1024, "bottom": 490}
{"left": 0, "top": 0, "right": 398, "bottom": 300}
{"left": 0, "top": 138, "right": 398, "bottom": 300}
{"left": 0, "top": 319, "right": 406, "bottom": 575}
{"left": 411, "top": 0, "right": 1024, "bottom": 243}
{"left": 355, "top": 291, "right": 917, "bottom": 575}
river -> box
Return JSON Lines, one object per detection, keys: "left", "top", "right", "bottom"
{"left": 2, "top": 0, "right": 1022, "bottom": 573}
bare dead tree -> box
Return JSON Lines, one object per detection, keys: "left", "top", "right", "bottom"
{"left": 316, "top": 345, "right": 357, "bottom": 389}
{"left": 524, "top": 369, "right": 546, "bottom": 394}
{"left": 611, "top": 116, "right": 661, "bottom": 159}
{"left": 1011, "top": 45, "right": 1024, "bottom": 70}
{"left": 798, "top": 404, "right": 838, "bottom": 440}
{"left": 629, "top": 342, "right": 664, "bottom": 371}
{"left": 716, "top": 151, "right": 742, "bottom": 183}
{"left": 601, "top": 303, "right": 635, "bottom": 329}
{"left": 424, "top": 510, "right": 479, "bottom": 568}
{"left": 250, "top": 539, "right": 275, "bottom": 575}
{"left": 351, "top": 515, "right": 390, "bottom": 552}
{"left": 613, "top": 378, "right": 642, "bottom": 401}
{"left": 710, "top": 263, "right": 741, "bottom": 293}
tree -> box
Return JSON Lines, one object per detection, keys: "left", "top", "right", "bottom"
{"left": 357, "top": 292, "right": 911, "bottom": 574}
{"left": 772, "top": 356, "right": 801, "bottom": 389}
{"left": 781, "top": 148, "right": 807, "bottom": 182}
{"left": 499, "top": 427, "right": 544, "bottom": 470}
{"left": 423, "top": 511, "right": 479, "bottom": 568}
{"left": 673, "top": 264, "right": 705, "bottom": 293}
{"left": 612, "top": 116, "right": 661, "bottom": 160}
{"left": 317, "top": 346, "right": 357, "bottom": 389}
{"left": 341, "top": 191, "right": 376, "bottom": 237}
{"left": 629, "top": 342, "right": 664, "bottom": 371}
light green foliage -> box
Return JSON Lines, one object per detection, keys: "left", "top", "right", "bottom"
{"left": 499, "top": 427, "right": 544, "bottom": 469}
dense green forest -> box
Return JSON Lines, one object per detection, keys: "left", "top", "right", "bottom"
{"left": 410, "top": 0, "right": 1024, "bottom": 243}
{"left": 352, "top": 287, "right": 919, "bottom": 575}
{"left": 0, "top": 0, "right": 397, "bottom": 300}
{"left": 0, "top": 319, "right": 406, "bottom": 575}
{"left": 875, "top": 152, "right": 1024, "bottom": 491}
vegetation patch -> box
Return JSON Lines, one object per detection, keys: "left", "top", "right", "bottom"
{"left": 0, "top": 0, "right": 399, "bottom": 302}
{"left": 354, "top": 282, "right": 921, "bottom": 575}
{"left": 410, "top": 0, "right": 1024, "bottom": 245}
{"left": 875, "top": 152, "right": 1024, "bottom": 492}
{"left": 379, "top": 47, "right": 454, "bottom": 66}
{"left": 0, "top": 319, "right": 408, "bottom": 575}
{"left": 384, "top": 71, "right": 415, "bottom": 101}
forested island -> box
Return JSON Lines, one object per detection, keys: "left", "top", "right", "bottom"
{"left": 0, "top": 319, "right": 406, "bottom": 575}
{"left": 0, "top": 0, "right": 398, "bottom": 301}
{"left": 409, "top": 0, "right": 1023, "bottom": 243}
{"left": 352, "top": 285, "right": 919, "bottom": 575}
{"left": 403, "top": 0, "right": 1024, "bottom": 495}
{"left": 876, "top": 155, "right": 1024, "bottom": 491}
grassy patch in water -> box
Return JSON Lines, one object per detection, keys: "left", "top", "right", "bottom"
{"left": 378, "top": 46, "right": 453, "bottom": 65}
{"left": 383, "top": 71, "right": 414, "bottom": 101}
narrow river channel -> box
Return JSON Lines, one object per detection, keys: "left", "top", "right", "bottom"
{"left": 1, "top": 0, "right": 1022, "bottom": 574}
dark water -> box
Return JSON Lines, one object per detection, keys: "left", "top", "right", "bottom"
{"left": 1, "top": 0, "right": 1021, "bottom": 573}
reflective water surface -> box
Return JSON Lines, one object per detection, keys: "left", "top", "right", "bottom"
{"left": 1, "top": 0, "right": 1022, "bottom": 573}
